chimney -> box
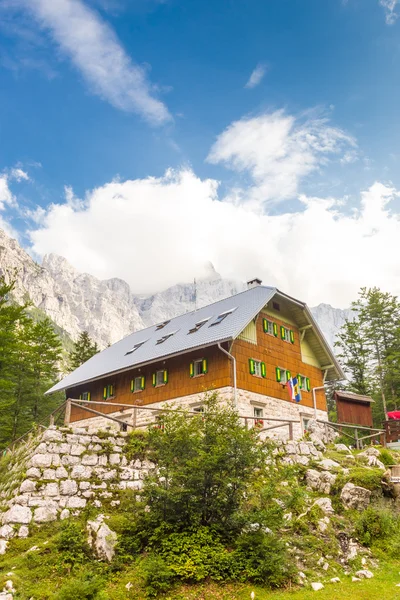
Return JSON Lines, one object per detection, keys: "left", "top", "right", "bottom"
{"left": 247, "top": 277, "right": 262, "bottom": 289}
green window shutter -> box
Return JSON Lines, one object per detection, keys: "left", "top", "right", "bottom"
{"left": 297, "top": 375, "right": 302, "bottom": 389}
{"left": 189, "top": 362, "right": 194, "bottom": 377}
{"left": 273, "top": 323, "right": 278, "bottom": 337}
{"left": 79, "top": 394, "right": 82, "bottom": 400}
{"left": 103, "top": 387, "right": 107, "bottom": 400}
{"left": 152, "top": 373, "right": 156, "bottom": 387}
{"left": 286, "top": 371, "right": 291, "bottom": 381}
{"left": 141, "top": 376, "right": 145, "bottom": 390}
{"left": 306, "top": 378, "right": 311, "bottom": 392}
{"left": 261, "top": 362, "right": 266, "bottom": 378}
{"left": 275, "top": 367, "right": 281, "bottom": 382}
{"left": 263, "top": 318, "right": 268, "bottom": 333}
{"left": 109, "top": 384, "right": 114, "bottom": 397}
{"left": 280, "top": 326, "right": 285, "bottom": 339}
{"left": 290, "top": 330, "right": 295, "bottom": 344}
{"left": 87, "top": 392, "right": 91, "bottom": 402}
{"left": 163, "top": 369, "right": 168, "bottom": 384}
{"left": 130, "top": 379, "right": 134, "bottom": 392}
{"left": 202, "top": 358, "right": 208, "bottom": 374}
{"left": 249, "top": 359, "right": 255, "bottom": 375}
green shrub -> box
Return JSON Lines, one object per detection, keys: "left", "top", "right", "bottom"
{"left": 142, "top": 555, "right": 174, "bottom": 598}
{"left": 56, "top": 521, "right": 91, "bottom": 568}
{"left": 124, "top": 430, "right": 150, "bottom": 462}
{"left": 54, "top": 574, "right": 107, "bottom": 600}
{"left": 355, "top": 506, "right": 396, "bottom": 545}
{"left": 347, "top": 467, "right": 384, "bottom": 491}
{"left": 379, "top": 448, "right": 395, "bottom": 467}
{"left": 234, "top": 530, "right": 295, "bottom": 587}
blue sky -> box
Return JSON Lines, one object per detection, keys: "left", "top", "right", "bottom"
{"left": 0, "top": 0, "right": 400, "bottom": 306}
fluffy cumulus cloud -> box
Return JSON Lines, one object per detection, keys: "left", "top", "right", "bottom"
{"left": 245, "top": 63, "right": 267, "bottom": 89}
{"left": 18, "top": 0, "right": 171, "bottom": 124}
{"left": 0, "top": 168, "right": 28, "bottom": 235}
{"left": 207, "top": 110, "right": 357, "bottom": 208}
{"left": 28, "top": 167, "right": 400, "bottom": 308}
{"left": 379, "top": 0, "right": 399, "bottom": 24}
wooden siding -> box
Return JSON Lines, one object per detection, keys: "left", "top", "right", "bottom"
{"left": 68, "top": 345, "right": 231, "bottom": 423}
{"left": 231, "top": 312, "right": 327, "bottom": 412}
{"left": 336, "top": 399, "right": 373, "bottom": 427}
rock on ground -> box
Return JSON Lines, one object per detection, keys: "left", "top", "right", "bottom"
{"left": 311, "top": 582, "right": 324, "bottom": 591}
{"left": 340, "top": 482, "right": 371, "bottom": 510}
{"left": 87, "top": 515, "right": 117, "bottom": 562}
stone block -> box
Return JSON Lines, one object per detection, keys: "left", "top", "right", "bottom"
{"left": 34, "top": 442, "right": 48, "bottom": 454}
{"left": 20, "top": 480, "right": 37, "bottom": 493}
{"left": 71, "top": 465, "right": 93, "bottom": 480}
{"left": 60, "top": 509, "right": 70, "bottom": 520}
{"left": 340, "top": 483, "right": 371, "bottom": 510}
{"left": 120, "top": 468, "right": 134, "bottom": 481}
{"left": 66, "top": 496, "right": 87, "bottom": 509}
{"left": 126, "top": 480, "right": 143, "bottom": 490}
{"left": 0, "top": 540, "right": 8, "bottom": 555}
{"left": 33, "top": 503, "right": 58, "bottom": 523}
{"left": 98, "top": 455, "right": 108, "bottom": 466}
{"left": 66, "top": 434, "right": 80, "bottom": 444}
{"left": 44, "top": 483, "right": 59, "bottom": 497}
{"left": 100, "top": 469, "right": 117, "bottom": 481}
{"left": 55, "top": 466, "right": 69, "bottom": 479}
{"left": 30, "top": 454, "right": 52, "bottom": 469}
{"left": 18, "top": 525, "right": 29, "bottom": 538}
{"left": 42, "top": 429, "right": 63, "bottom": 442}
{"left": 42, "top": 469, "right": 57, "bottom": 480}
{"left": 109, "top": 454, "right": 120, "bottom": 466}
{"left": 79, "top": 481, "right": 91, "bottom": 490}
{"left": 298, "top": 443, "right": 311, "bottom": 455}
{"left": 2, "top": 505, "right": 32, "bottom": 524}
{"left": 60, "top": 480, "right": 78, "bottom": 496}
{"left": 14, "top": 495, "right": 29, "bottom": 506}
{"left": 82, "top": 454, "right": 98, "bottom": 466}
{"left": 70, "top": 444, "right": 86, "bottom": 456}
{"left": 0, "top": 525, "right": 14, "bottom": 540}
{"left": 51, "top": 454, "right": 61, "bottom": 467}
{"left": 61, "top": 455, "right": 80, "bottom": 466}
{"left": 26, "top": 467, "right": 41, "bottom": 480}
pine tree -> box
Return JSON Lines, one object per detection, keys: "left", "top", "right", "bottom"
{"left": 68, "top": 331, "right": 99, "bottom": 371}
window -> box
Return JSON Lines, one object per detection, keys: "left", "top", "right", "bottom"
{"left": 156, "top": 320, "right": 170, "bottom": 330}
{"left": 125, "top": 340, "right": 147, "bottom": 355}
{"left": 193, "top": 406, "right": 204, "bottom": 414}
{"left": 210, "top": 308, "right": 236, "bottom": 326}
{"left": 131, "top": 376, "right": 145, "bottom": 392}
{"left": 273, "top": 301, "right": 280, "bottom": 311}
{"left": 275, "top": 367, "right": 291, "bottom": 385}
{"left": 156, "top": 331, "right": 178, "bottom": 345}
{"left": 263, "top": 319, "right": 277, "bottom": 336}
{"left": 189, "top": 358, "right": 208, "bottom": 377}
{"left": 188, "top": 317, "right": 210, "bottom": 334}
{"left": 298, "top": 374, "right": 310, "bottom": 392}
{"left": 153, "top": 369, "right": 168, "bottom": 386}
{"left": 103, "top": 384, "right": 114, "bottom": 400}
{"left": 302, "top": 417, "right": 310, "bottom": 433}
{"left": 280, "top": 326, "right": 295, "bottom": 344}
{"left": 254, "top": 406, "right": 264, "bottom": 427}
{"left": 249, "top": 359, "right": 266, "bottom": 378}
{"left": 79, "top": 391, "right": 91, "bottom": 401}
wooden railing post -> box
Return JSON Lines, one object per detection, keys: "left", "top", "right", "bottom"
{"left": 288, "top": 422, "right": 293, "bottom": 441}
{"left": 354, "top": 428, "right": 359, "bottom": 450}
{"left": 64, "top": 399, "right": 71, "bottom": 427}
{"left": 49, "top": 415, "right": 55, "bottom": 426}
{"left": 132, "top": 407, "right": 137, "bottom": 429}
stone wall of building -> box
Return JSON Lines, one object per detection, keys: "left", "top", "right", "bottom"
{"left": 67, "top": 387, "right": 328, "bottom": 442}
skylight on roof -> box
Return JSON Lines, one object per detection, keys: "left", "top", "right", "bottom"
{"left": 156, "top": 330, "right": 178, "bottom": 345}
{"left": 125, "top": 340, "right": 147, "bottom": 355}
{"left": 188, "top": 317, "right": 211, "bottom": 334}
{"left": 155, "top": 320, "right": 171, "bottom": 330}
{"left": 210, "top": 308, "right": 237, "bottom": 326}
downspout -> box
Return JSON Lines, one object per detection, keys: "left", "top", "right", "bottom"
{"left": 218, "top": 343, "right": 237, "bottom": 408}
{"left": 312, "top": 386, "right": 326, "bottom": 420}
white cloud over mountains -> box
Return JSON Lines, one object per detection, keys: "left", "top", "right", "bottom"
{"left": 207, "top": 110, "right": 357, "bottom": 207}
{"left": 18, "top": 0, "right": 171, "bottom": 125}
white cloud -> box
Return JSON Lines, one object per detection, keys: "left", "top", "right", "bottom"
{"left": 379, "top": 0, "right": 399, "bottom": 24}
{"left": 19, "top": 0, "right": 171, "bottom": 124}
{"left": 0, "top": 174, "right": 19, "bottom": 236}
{"left": 207, "top": 110, "right": 357, "bottom": 207}
{"left": 27, "top": 167, "right": 400, "bottom": 308}
{"left": 245, "top": 63, "right": 267, "bottom": 89}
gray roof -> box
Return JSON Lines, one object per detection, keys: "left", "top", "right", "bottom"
{"left": 335, "top": 391, "right": 374, "bottom": 403}
{"left": 46, "top": 285, "right": 344, "bottom": 394}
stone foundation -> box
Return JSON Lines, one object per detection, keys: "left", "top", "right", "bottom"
{"left": 71, "top": 387, "right": 328, "bottom": 442}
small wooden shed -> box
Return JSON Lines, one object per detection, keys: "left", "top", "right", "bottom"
{"left": 334, "top": 390, "right": 374, "bottom": 427}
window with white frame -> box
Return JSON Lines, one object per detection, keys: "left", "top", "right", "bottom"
{"left": 194, "top": 359, "right": 203, "bottom": 376}
{"left": 263, "top": 319, "right": 274, "bottom": 335}
{"left": 81, "top": 391, "right": 90, "bottom": 401}
{"left": 156, "top": 370, "right": 165, "bottom": 386}
{"left": 133, "top": 377, "right": 143, "bottom": 392}
{"left": 253, "top": 406, "right": 264, "bottom": 427}
{"left": 297, "top": 374, "right": 310, "bottom": 391}
{"left": 254, "top": 360, "right": 262, "bottom": 377}
{"left": 276, "top": 367, "right": 290, "bottom": 385}
{"left": 281, "top": 327, "right": 290, "bottom": 342}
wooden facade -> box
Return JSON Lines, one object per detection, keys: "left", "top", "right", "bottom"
{"left": 68, "top": 299, "right": 328, "bottom": 423}
{"left": 335, "top": 391, "right": 374, "bottom": 427}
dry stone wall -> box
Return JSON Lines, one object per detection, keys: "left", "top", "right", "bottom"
{"left": 0, "top": 426, "right": 153, "bottom": 552}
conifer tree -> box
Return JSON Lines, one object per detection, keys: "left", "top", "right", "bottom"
{"left": 68, "top": 331, "right": 99, "bottom": 371}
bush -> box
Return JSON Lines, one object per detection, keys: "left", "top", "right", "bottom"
{"left": 142, "top": 555, "right": 174, "bottom": 598}
{"left": 355, "top": 506, "right": 396, "bottom": 545}
{"left": 54, "top": 574, "right": 107, "bottom": 600}
{"left": 234, "top": 530, "right": 295, "bottom": 587}
{"left": 124, "top": 430, "right": 150, "bottom": 462}
{"left": 379, "top": 448, "right": 395, "bottom": 467}
{"left": 56, "top": 521, "right": 91, "bottom": 568}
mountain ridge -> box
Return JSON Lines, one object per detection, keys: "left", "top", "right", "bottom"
{"left": 0, "top": 228, "right": 351, "bottom": 349}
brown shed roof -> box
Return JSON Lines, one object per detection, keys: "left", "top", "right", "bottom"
{"left": 334, "top": 390, "right": 375, "bottom": 404}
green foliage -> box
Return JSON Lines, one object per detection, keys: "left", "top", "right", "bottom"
{"left": 54, "top": 574, "right": 107, "bottom": 600}
{"left": 56, "top": 521, "right": 91, "bottom": 568}
{"left": 379, "top": 448, "right": 396, "bottom": 467}
{"left": 124, "top": 430, "right": 150, "bottom": 462}
{"left": 0, "top": 274, "right": 63, "bottom": 450}
{"left": 355, "top": 506, "right": 396, "bottom": 545}
{"left": 142, "top": 555, "right": 174, "bottom": 598}
{"left": 68, "top": 330, "right": 99, "bottom": 372}
{"left": 347, "top": 467, "right": 384, "bottom": 491}
{"left": 142, "top": 394, "right": 262, "bottom": 534}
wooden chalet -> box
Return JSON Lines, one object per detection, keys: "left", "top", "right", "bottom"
{"left": 334, "top": 390, "right": 374, "bottom": 428}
